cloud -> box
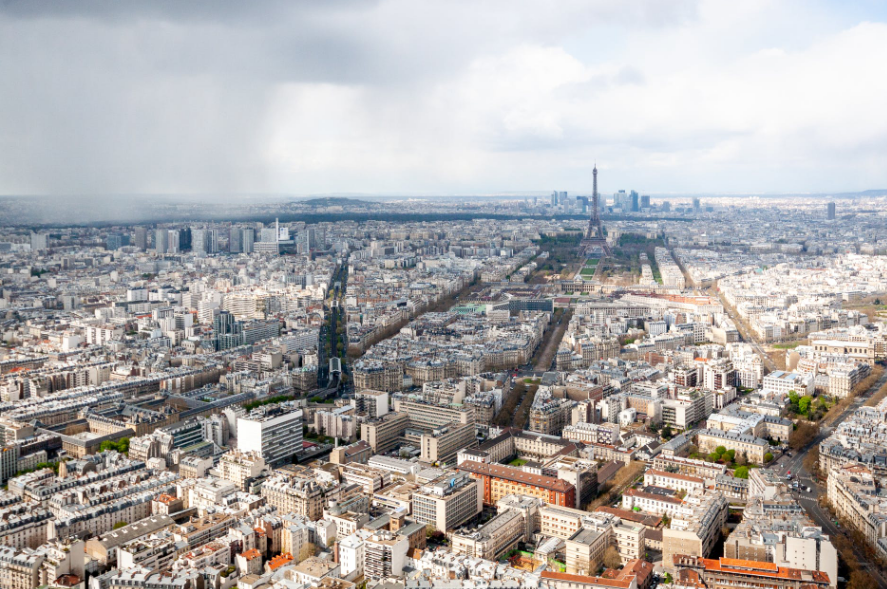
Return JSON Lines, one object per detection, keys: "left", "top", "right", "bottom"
{"left": 0, "top": 0, "right": 885, "bottom": 196}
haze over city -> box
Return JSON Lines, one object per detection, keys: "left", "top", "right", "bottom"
{"left": 2, "top": 0, "right": 887, "bottom": 196}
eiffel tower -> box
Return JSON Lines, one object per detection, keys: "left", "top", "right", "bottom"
{"left": 579, "top": 163, "right": 611, "bottom": 256}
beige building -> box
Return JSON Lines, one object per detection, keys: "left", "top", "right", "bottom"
{"left": 420, "top": 422, "right": 477, "bottom": 466}
{"left": 217, "top": 450, "right": 266, "bottom": 492}
{"left": 260, "top": 475, "right": 327, "bottom": 521}
{"left": 411, "top": 473, "right": 483, "bottom": 532}
{"left": 360, "top": 412, "right": 409, "bottom": 454}
{"left": 0, "top": 546, "right": 42, "bottom": 589}
{"left": 662, "top": 491, "right": 729, "bottom": 570}
{"left": 826, "top": 463, "right": 887, "bottom": 553}
{"left": 696, "top": 429, "right": 769, "bottom": 464}
{"left": 566, "top": 527, "right": 610, "bottom": 575}
{"left": 643, "top": 470, "right": 705, "bottom": 495}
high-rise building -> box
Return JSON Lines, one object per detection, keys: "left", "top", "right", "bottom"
{"left": 214, "top": 310, "right": 239, "bottom": 335}
{"left": 237, "top": 404, "right": 304, "bottom": 466}
{"left": 641, "top": 195, "right": 651, "bottom": 209}
{"left": 192, "top": 228, "right": 217, "bottom": 255}
{"left": 30, "top": 232, "right": 47, "bottom": 251}
{"left": 179, "top": 227, "right": 192, "bottom": 252}
{"left": 827, "top": 202, "right": 836, "bottom": 220}
{"left": 551, "top": 191, "right": 558, "bottom": 206}
{"left": 167, "top": 230, "right": 180, "bottom": 254}
{"left": 229, "top": 227, "right": 242, "bottom": 253}
{"left": 134, "top": 227, "right": 148, "bottom": 251}
{"left": 630, "top": 190, "right": 639, "bottom": 212}
{"left": 105, "top": 234, "right": 128, "bottom": 250}
{"left": 242, "top": 228, "right": 255, "bottom": 254}
{"left": 411, "top": 473, "right": 482, "bottom": 532}
{"left": 692, "top": 198, "right": 701, "bottom": 212}
{"left": 154, "top": 229, "right": 168, "bottom": 254}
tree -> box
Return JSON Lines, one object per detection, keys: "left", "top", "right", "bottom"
{"left": 715, "top": 446, "right": 727, "bottom": 456}
{"left": 764, "top": 452, "right": 774, "bottom": 463}
{"left": 848, "top": 571, "right": 877, "bottom": 589}
{"left": 734, "top": 466, "right": 750, "bottom": 479}
{"left": 661, "top": 425, "right": 673, "bottom": 440}
{"left": 799, "top": 396, "right": 812, "bottom": 416}
{"left": 735, "top": 452, "right": 748, "bottom": 467}
{"left": 725, "top": 449, "right": 736, "bottom": 463}
{"left": 603, "top": 546, "right": 622, "bottom": 570}
{"left": 707, "top": 452, "right": 720, "bottom": 462}
{"left": 788, "top": 390, "right": 800, "bottom": 413}
{"left": 790, "top": 421, "right": 819, "bottom": 451}
{"left": 298, "top": 542, "right": 317, "bottom": 561}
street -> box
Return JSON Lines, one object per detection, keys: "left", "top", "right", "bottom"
{"left": 767, "top": 368, "right": 887, "bottom": 589}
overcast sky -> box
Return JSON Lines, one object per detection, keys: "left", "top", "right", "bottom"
{"left": 1, "top": 0, "right": 886, "bottom": 197}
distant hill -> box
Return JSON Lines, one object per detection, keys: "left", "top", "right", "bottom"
{"left": 299, "top": 197, "right": 378, "bottom": 207}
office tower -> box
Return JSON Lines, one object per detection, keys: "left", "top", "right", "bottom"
{"left": 30, "top": 232, "right": 47, "bottom": 251}
{"left": 242, "top": 228, "right": 255, "bottom": 254}
{"left": 551, "top": 191, "right": 558, "bottom": 206}
{"left": 192, "top": 228, "right": 216, "bottom": 255}
{"left": 260, "top": 227, "right": 277, "bottom": 243}
{"left": 630, "top": 190, "right": 639, "bottom": 212}
{"left": 559, "top": 191, "right": 568, "bottom": 204}
{"left": 827, "top": 202, "right": 836, "bottom": 220}
{"left": 105, "top": 233, "right": 128, "bottom": 250}
{"left": 154, "top": 229, "right": 168, "bottom": 254}
{"left": 662, "top": 200, "right": 671, "bottom": 212}
{"left": 692, "top": 197, "right": 701, "bottom": 212}
{"left": 229, "top": 227, "right": 242, "bottom": 253}
{"left": 214, "top": 310, "right": 238, "bottom": 335}
{"left": 179, "top": 227, "right": 192, "bottom": 252}
{"left": 641, "top": 195, "right": 651, "bottom": 209}
{"left": 167, "top": 230, "right": 180, "bottom": 254}
{"left": 134, "top": 227, "right": 148, "bottom": 251}
{"left": 237, "top": 405, "right": 304, "bottom": 466}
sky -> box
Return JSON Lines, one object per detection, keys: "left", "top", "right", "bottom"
{"left": 1, "top": 0, "right": 886, "bottom": 197}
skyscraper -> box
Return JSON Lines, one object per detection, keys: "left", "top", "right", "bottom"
{"left": 692, "top": 198, "right": 701, "bottom": 212}
{"left": 827, "top": 202, "right": 836, "bottom": 220}
{"left": 106, "top": 233, "right": 128, "bottom": 250}
{"left": 167, "top": 230, "right": 181, "bottom": 253}
{"left": 134, "top": 227, "right": 148, "bottom": 251}
{"left": 641, "top": 195, "right": 651, "bottom": 209}
{"left": 229, "top": 227, "right": 242, "bottom": 253}
{"left": 242, "top": 228, "right": 255, "bottom": 254}
{"left": 30, "top": 232, "right": 47, "bottom": 251}
{"left": 154, "top": 229, "right": 168, "bottom": 254}
{"left": 630, "top": 190, "right": 639, "bottom": 212}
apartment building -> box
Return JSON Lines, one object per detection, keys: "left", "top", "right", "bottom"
{"left": 826, "top": 464, "right": 887, "bottom": 554}
{"left": 353, "top": 362, "right": 402, "bottom": 393}
{"left": 260, "top": 475, "right": 327, "bottom": 521}
{"left": 217, "top": 450, "right": 266, "bottom": 491}
{"left": 726, "top": 496, "right": 838, "bottom": 588}
{"left": 364, "top": 531, "right": 409, "bottom": 580}
{"left": 661, "top": 389, "right": 712, "bottom": 429}
{"left": 662, "top": 492, "right": 729, "bottom": 569}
